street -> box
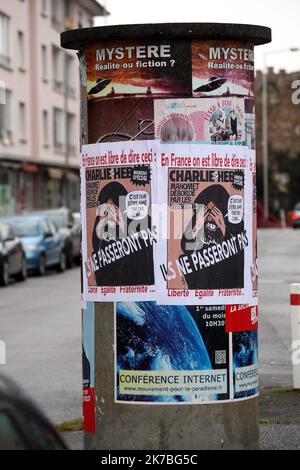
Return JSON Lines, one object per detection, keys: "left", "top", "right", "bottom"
{"left": 259, "top": 228, "right": 296, "bottom": 388}
{"left": 0, "top": 267, "right": 82, "bottom": 424}
{"left": 0, "top": 228, "right": 299, "bottom": 448}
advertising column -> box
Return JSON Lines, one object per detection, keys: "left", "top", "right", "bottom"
{"left": 61, "top": 23, "right": 271, "bottom": 450}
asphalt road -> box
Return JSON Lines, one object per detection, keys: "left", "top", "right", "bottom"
{"left": 0, "top": 228, "right": 299, "bottom": 448}
{"left": 259, "top": 228, "right": 297, "bottom": 388}
{"left": 0, "top": 267, "right": 82, "bottom": 425}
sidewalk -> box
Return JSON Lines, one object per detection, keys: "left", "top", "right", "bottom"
{"left": 255, "top": 229, "right": 300, "bottom": 449}
{"left": 259, "top": 387, "right": 300, "bottom": 449}
{"left": 61, "top": 386, "right": 300, "bottom": 450}
{"left": 62, "top": 399, "right": 300, "bottom": 450}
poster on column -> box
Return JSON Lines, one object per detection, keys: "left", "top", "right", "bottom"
{"left": 190, "top": 39, "right": 256, "bottom": 150}
{"left": 82, "top": 302, "right": 95, "bottom": 433}
{"left": 155, "top": 97, "right": 246, "bottom": 145}
{"left": 233, "top": 330, "right": 258, "bottom": 398}
{"left": 250, "top": 153, "right": 258, "bottom": 300}
{"left": 191, "top": 40, "right": 255, "bottom": 98}
{"left": 85, "top": 40, "right": 192, "bottom": 144}
{"left": 155, "top": 143, "right": 254, "bottom": 306}
{"left": 81, "top": 140, "right": 158, "bottom": 302}
{"left": 115, "top": 302, "right": 231, "bottom": 404}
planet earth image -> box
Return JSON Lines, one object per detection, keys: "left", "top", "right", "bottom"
{"left": 116, "top": 301, "right": 216, "bottom": 403}
{"left": 233, "top": 330, "right": 258, "bottom": 398}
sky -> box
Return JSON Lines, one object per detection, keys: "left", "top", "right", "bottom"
{"left": 95, "top": 0, "right": 300, "bottom": 72}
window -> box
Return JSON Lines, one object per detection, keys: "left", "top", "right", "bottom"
{"left": 19, "top": 102, "right": 26, "bottom": 141}
{"left": 0, "top": 222, "right": 13, "bottom": 241}
{"left": 0, "top": 80, "right": 5, "bottom": 104}
{"left": 65, "top": 2, "right": 75, "bottom": 30}
{"left": 48, "top": 220, "right": 57, "bottom": 235}
{"left": 17, "top": 31, "right": 25, "bottom": 70}
{"left": 67, "top": 113, "right": 76, "bottom": 154}
{"left": 66, "top": 55, "right": 75, "bottom": 96}
{"left": 41, "top": 0, "right": 47, "bottom": 16}
{"left": 0, "top": 411, "right": 27, "bottom": 450}
{"left": 42, "top": 110, "right": 49, "bottom": 146}
{"left": 52, "top": 46, "right": 63, "bottom": 90}
{"left": 40, "top": 219, "right": 49, "bottom": 236}
{"left": 78, "top": 11, "right": 82, "bottom": 29}
{"left": 51, "top": 0, "right": 64, "bottom": 30}
{"left": 0, "top": 89, "right": 12, "bottom": 143}
{"left": 15, "top": 408, "right": 65, "bottom": 450}
{"left": 41, "top": 45, "right": 47, "bottom": 81}
{"left": 53, "top": 108, "right": 65, "bottom": 151}
{"left": 0, "top": 13, "right": 10, "bottom": 67}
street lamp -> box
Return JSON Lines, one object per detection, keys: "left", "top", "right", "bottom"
{"left": 262, "top": 47, "right": 300, "bottom": 219}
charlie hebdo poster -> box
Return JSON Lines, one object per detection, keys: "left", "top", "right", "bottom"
{"left": 81, "top": 140, "right": 157, "bottom": 302}
{"left": 155, "top": 143, "right": 254, "bottom": 306}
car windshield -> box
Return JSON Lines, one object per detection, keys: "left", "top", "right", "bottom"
{"left": 11, "top": 220, "right": 40, "bottom": 237}
{"left": 0, "top": 223, "right": 11, "bottom": 240}
{"left": 73, "top": 214, "right": 81, "bottom": 225}
{"left": 47, "top": 214, "right": 67, "bottom": 229}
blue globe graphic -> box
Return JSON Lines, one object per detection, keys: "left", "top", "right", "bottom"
{"left": 116, "top": 301, "right": 213, "bottom": 402}
{"left": 233, "top": 330, "right": 258, "bottom": 398}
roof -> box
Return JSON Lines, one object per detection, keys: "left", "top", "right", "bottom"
{"left": 61, "top": 22, "right": 271, "bottom": 50}
{"left": 76, "top": 0, "right": 109, "bottom": 17}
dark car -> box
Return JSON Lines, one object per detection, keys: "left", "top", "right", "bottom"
{"left": 35, "top": 208, "right": 81, "bottom": 269}
{"left": 2, "top": 215, "right": 66, "bottom": 275}
{"left": 0, "top": 221, "right": 27, "bottom": 286}
{"left": 0, "top": 374, "right": 67, "bottom": 450}
{"left": 291, "top": 202, "right": 300, "bottom": 228}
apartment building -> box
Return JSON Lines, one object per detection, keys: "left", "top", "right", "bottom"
{"left": 0, "top": 0, "right": 107, "bottom": 215}
{"left": 255, "top": 68, "right": 300, "bottom": 212}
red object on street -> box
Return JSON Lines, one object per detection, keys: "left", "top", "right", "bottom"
{"left": 257, "top": 201, "right": 281, "bottom": 228}
{"left": 290, "top": 294, "right": 300, "bottom": 306}
{"left": 225, "top": 305, "right": 258, "bottom": 332}
{"left": 83, "top": 387, "right": 95, "bottom": 433}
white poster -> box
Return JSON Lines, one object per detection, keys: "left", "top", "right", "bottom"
{"left": 154, "top": 143, "right": 254, "bottom": 306}
{"left": 81, "top": 140, "right": 158, "bottom": 302}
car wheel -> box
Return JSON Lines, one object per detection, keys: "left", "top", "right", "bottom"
{"left": 57, "top": 251, "right": 66, "bottom": 273}
{"left": 75, "top": 254, "right": 81, "bottom": 266}
{"left": 37, "top": 254, "right": 46, "bottom": 276}
{"left": 15, "top": 257, "right": 28, "bottom": 282}
{"left": 0, "top": 261, "right": 9, "bottom": 287}
{"left": 66, "top": 246, "right": 74, "bottom": 269}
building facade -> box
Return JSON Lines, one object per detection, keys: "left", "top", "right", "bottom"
{"left": 0, "top": 0, "right": 107, "bottom": 215}
{"left": 255, "top": 68, "right": 300, "bottom": 213}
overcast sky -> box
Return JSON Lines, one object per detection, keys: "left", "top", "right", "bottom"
{"left": 95, "top": 0, "right": 300, "bottom": 72}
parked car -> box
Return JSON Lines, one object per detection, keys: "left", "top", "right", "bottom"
{"left": 0, "top": 221, "right": 27, "bottom": 286}
{"left": 2, "top": 215, "right": 66, "bottom": 275}
{"left": 0, "top": 374, "right": 67, "bottom": 450}
{"left": 35, "top": 208, "right": 81, "bottom": 268}
{"left": 72, "top": 212, "right": 81, "bottom": 227}
{"left": 291, "top": 202, "right": 300, "bottom": 228}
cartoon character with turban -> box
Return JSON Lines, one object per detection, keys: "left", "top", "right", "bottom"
{"left": 180, "top": 184, "right": 245, "bottom": 289}
{"left": 92, "top": 181, "right": 154, "bottom": 286}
